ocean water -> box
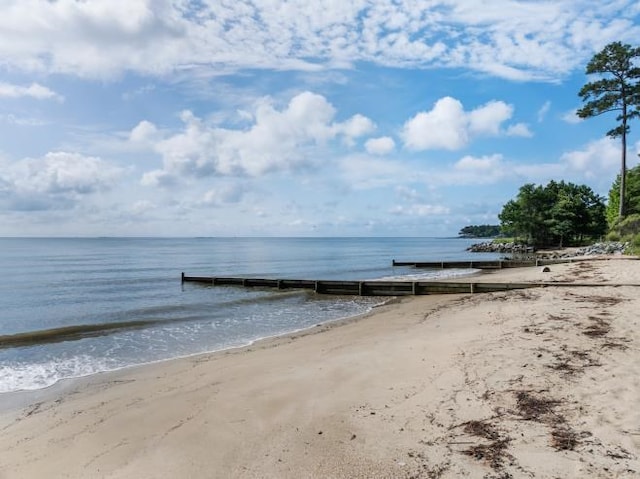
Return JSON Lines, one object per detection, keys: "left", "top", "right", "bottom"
{"left": 0, "top": 237, "right": 501, "bottom": 394}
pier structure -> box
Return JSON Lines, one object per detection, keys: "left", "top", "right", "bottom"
{"left": 181, "top": 273, "right": 539, "bottom": 296}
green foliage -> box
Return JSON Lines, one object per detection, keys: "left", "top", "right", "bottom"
{"left": 578, "top": 41, "right": 640, "bottom": 219}
{"left": 578, "top": 42, "right": 640, "bottom": 137}
{"left": 499, "top": 181, "right": 607, "bottom": 248}
{"left": 605, "top": 230, "right": 621, "bottom": 242}
{"left": 610, "top": 213, "right": 640, "bottom": 237}
{"left": 458, "top": 225, "right": 501, "bottom": 238}
{"left": 606, "top": 164, "right": 640, "bottom": 226}
{"left": 605, "top": 213, "right": 640, "bottom": 254}
{"left": 491, "top": 237, "right": 518, "bottom": 244}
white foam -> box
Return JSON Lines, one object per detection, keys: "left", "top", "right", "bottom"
{"left": 0, "top": 355, "right": 115, "bottom": 393}
{"left": 375, "top": 268, "right": 479, "bottom": 281}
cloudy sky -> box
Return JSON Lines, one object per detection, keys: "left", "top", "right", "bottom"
{"left": 1, "top": 0, "right": 640, "bottom": 237}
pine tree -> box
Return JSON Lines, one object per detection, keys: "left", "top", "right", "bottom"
{"left": 578, "top": 42, "right": 640, "bottom": 219}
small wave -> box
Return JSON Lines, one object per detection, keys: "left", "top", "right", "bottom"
{"left": 0, "top": 355, "right": 115, "bottom": 393}
{"left": 0, "top": 319, "right": 163, "bottom": 349}
{"left": 373, "top": 268, "right": 479, "bottom": 281}
{"left": 0, "top": 289, "right": 311, "bottom": 349}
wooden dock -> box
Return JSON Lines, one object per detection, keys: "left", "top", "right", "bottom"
{"left": 391, "top": 258, "right": 573, "bottom": 269}
{"left": 181, "top": 273, "right": 540, "bottom": 296}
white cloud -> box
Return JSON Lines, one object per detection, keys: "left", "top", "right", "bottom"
{"left": 129, "top": 120, "right": 159, "bottom": 144}
{"left": 450, "top": 154, "right": 509, "bottom": 184}
{"left": 560, "top": 137, "right": 620, "bottom": 178}
{"left": 339, "top": 114, "right": 376, "bottom": 145}
{"left": 1, "top": 1, "right": 638, "bottom": 80}
{"left": 468, "top": 101, "right": 513, "bottom": 135}
{"left": 506, "top": 123, "right": 533, "bottom": 137}
{"left": 402, "top": 97, "right": 469, "bottom": 150}
{"left": 401, "top": 97, "right": 524, "bottom": 151}
{"left": 139, "top": 91, "right": 375, "bottom": 184}
{"left": 455, "top": 154, "right": 504, "bottom": 172}
{"left": 338, "top": 154, "right": 408, "bottom": 190}
{"left": 1, "top": 114, "right": 47, "bottom": 126}
{"left": 0, "top": 82, "right": 63, "bottom": 101}
{"left": 198, "top": 184, "right": 246, "bottom": 207}
{"left": 537, "top": 101, "right": 551, "bottom": 122}
{"left": 562, "top": 109, "right": 583, "bottom": 124}
{"left": 395, "top": 186, "right": 422, "bottom": 202}
{"left": 389, "top": 204, "right": 450, "bottom": 216}
{"left": 365, "top": 136, "right": 395, "bottom": 155}
{"left": 0, "top": 152, "right": 122, "bottom": 210}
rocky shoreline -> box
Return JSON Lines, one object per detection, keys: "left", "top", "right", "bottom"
{"left": 466, "top": 241, "right": 534, "bottom": 254}
{"left": 468, "top": 241, "right": 629, "bottom": 258}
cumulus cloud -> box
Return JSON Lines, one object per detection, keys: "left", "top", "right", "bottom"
{"left": 0, "top": 1, "right": 638, "bottom": 80}
{"left": 0, "top": 82, "right": 63, "bottom": 101}
{"left": 365, "top": 136, "right": 395, "bottom": 155}
{"left": 468, "top": 101, "right": 513, "bottom": 135}
{"left": 401, "top": 97, "right": 526, "bottom": 150}
{"left": 0, "top": 152, "right": 122, "bottom": 211}
{"left": 129, "top": 120, "right": 159, "bottom": 144}
{"left": 560, "top": 137, "right": 620, "bottom": 178}
{"left": 139, "top": 91, "right": 375, "bottom": 185}
{"left": 402, "top": 97, "right": 468, "bottom": 150}
{"left": 506, "top": 123, "right": 533, "bottom": 137}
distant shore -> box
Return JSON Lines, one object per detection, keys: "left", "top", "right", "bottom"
{"left": 1, "top": 258, "right": 639, "bottom": 478}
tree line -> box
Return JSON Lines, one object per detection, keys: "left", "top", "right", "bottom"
{"left": 458, "top": 225, "right": 501, "bottom": 238}
{"left": 498, "top": 181, "right": 606, "bottom": 247}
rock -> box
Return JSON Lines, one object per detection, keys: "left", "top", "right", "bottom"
{"left": 468, "top": 241, "right": 629, "bottom": 257}
{"left": 467, "top": 241, "right": 535, "bottom": 254}
{"left": 541, "top": 266, "right": 551, "bottom": 273}
{"left": 572, "top": 242, "right": 628, "bottom": 257}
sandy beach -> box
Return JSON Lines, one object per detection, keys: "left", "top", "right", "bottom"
{"left": 2, "top": 258, "right": 640, "bottom": 478}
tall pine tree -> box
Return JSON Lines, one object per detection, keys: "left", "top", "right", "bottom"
{"left": 578, "top": 42, "right": 640, "bottom": 220}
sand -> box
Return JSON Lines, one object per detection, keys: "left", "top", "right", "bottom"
{"left": 1, "top": 258, "right": 640, "bottom": 478}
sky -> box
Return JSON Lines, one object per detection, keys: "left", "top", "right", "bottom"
{"left": 1, "top": 0, "right": 640, "bottom": 237}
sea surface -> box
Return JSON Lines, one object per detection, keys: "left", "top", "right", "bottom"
{"left": 0, "top": 237, "right": 501, "bottom": 394}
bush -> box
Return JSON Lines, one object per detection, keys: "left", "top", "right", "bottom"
{"left": 615, "top": 214, "right": 640, "bottom": 237}
{"left": 606, "top": 231, "right": 622, "bottom": 242}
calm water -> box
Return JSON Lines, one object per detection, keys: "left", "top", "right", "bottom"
{"left": 0, "top": 237, "right": 500, "bottom": 393}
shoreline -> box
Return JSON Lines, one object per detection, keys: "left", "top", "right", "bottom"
{"left": 2, "top": 259, "right": 640, "bottom": 478}
{"left": 0, "top": 265, "right": 485, "bottom": 398}
{"left": 0, "top": 295, "right": 398, "bottom": 405}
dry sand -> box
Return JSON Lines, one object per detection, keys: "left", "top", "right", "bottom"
{"left": 1, "top": 258, "right": 640, "bottom": 478}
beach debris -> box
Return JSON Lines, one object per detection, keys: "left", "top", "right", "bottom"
{"left": 514, "top": 390, "right": 561, "bottom": 421}
{"left": 461, "top": 438, "right": 512, "bottom": 470}
{"left": 551, "top": 427, "right": 580, "bottom": 451}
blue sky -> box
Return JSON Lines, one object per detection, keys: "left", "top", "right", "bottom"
{"left": 1, "top": 0, "right": 640, "bottom": 237}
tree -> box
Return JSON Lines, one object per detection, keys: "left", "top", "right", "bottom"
{"left": 577, "top": 41, "right": 640, "bottom": 220}
{"left": 607, "top": 163, "right": 640, "bottom": 226}
{"left": 499, "top": 181, "right": 606, "bottom": 248}
{"left": 458, "top": 225, "right": 501, "bottom": 238}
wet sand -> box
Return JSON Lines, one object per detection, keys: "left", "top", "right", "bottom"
{"left": 1, "top": 258, "right": 639, "bottom": 478}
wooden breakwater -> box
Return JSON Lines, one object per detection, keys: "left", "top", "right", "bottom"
{"left": 181, "top": 273, "right": 539, "bottom": 296}
{"left": 391, "top": 258, "right": 576, "bottom": 269}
